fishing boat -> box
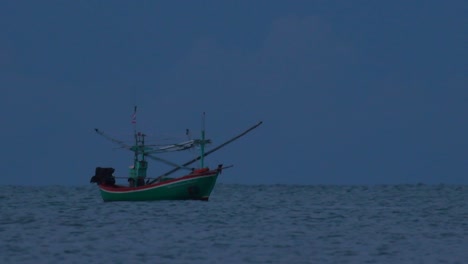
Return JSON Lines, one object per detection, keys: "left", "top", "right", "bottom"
{"left": 90, "top": 108, "right": 262, "bottom": 202}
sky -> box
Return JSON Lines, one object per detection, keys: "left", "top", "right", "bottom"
{"left": 0, "top": 1, "right": 466, "bottom": 186}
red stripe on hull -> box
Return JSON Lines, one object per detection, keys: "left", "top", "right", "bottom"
{"left": 99, "top": 170, "right": 219, "bottom": 193}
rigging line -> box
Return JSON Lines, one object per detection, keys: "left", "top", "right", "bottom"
{"left": 145, "top": 154, "right": 192, "bottom": 170}
{"left": 148, "top": 121, "right": 263, "bottom": 184}
{"left": 95, "top": 128, "right": 131, "bottom": 149}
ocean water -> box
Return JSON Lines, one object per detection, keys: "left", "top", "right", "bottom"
{"left": 0, "top": 184, "right": 467, "bottom": 264}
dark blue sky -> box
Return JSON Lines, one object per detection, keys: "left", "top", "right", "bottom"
{"left": 1, "top": 1, "right": 466, "bottom": 185}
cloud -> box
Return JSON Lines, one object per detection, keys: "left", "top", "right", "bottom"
{"left": 158, "top": 15, "right": 350, "bottom": 114}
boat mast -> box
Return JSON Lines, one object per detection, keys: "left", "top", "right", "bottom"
{"left": 200, "top": 112, "right": 206, "bottom": 168}
{"left": 132, "top": 105, "right": 138, "bottom": 167}
{"left": 141, "top": 133, "right": 146, "bottom": 161}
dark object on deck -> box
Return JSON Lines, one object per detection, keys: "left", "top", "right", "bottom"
{"left": 90, "top": 167, "right": 116, "bottom": 186}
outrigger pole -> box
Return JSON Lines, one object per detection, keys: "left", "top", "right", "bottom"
{"left": 148, "top": 121, "right": 263, "bottom": 184}
{"left": 94, "top": 127, "right": 195, "bottom": 170}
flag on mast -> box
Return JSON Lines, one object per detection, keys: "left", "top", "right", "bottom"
{"left": 131, "top": 106, "right": 137, "bottom": 124}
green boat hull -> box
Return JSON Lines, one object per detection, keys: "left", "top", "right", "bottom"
{"left": 98, "top": 171, "right": 219, "bottom": 202}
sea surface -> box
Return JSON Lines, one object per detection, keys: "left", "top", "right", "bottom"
{"left": 0, "top": 184, "right": 467, "bottom": 264}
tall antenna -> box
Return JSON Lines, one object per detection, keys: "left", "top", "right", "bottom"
{"left": 200, "top": 112, "right": 206, "bottom": 168}
{"left": 132, "top": 105, "right": 138, "bottom": 167}
{"left": 132, "top": 85, "right": 137, "bottom": 134}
